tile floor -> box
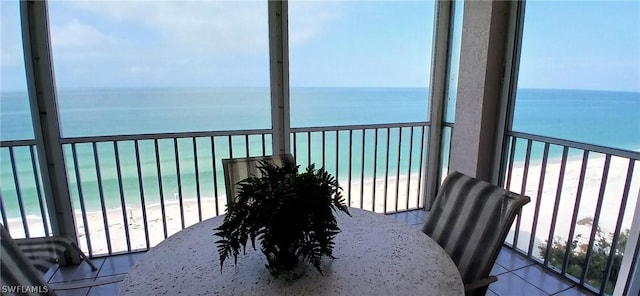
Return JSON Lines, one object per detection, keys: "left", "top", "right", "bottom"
{"left": 44, "top": 252, "right": 146, "bottom": 296}
{"left": 48, "top": 210, "right": 597, "bottom": 296}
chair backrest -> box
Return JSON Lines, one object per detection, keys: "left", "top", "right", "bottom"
{"left": 14, "top": 236, "right": 76, "bottom": 274}
{"left": 222, "top": 154, "right": 295, "bottom": 204}
{"left": 1, "top": 224, "right": 54, "bottom": 296}
{"left": 422, "top": 171, "right": 530, "bottom": 285}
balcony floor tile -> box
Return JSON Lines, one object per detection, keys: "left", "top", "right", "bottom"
{"left": 87, "top": 281, "right": 122, "bottom": 296}
{"left": 410, "top": 209, "right": 429, "bottom": 220}
{"left": 48, "top": 258, "right": 106, "bottom": 283}
{"left": 491, "top": 263, "right": 509, "bottom": 276}
{"left": 489, "top": 272, "right": 549, "bottom": 296}
{"left": 98, "top": 253, "right": 146, "bottom": 277}
{"left": 388, "top": 211, "right": 425, "bottom": 225}
{"left": 514, "top": 265, "right": 574, "bottom": 295}
{"left": 552, "top": 287, "right": 598, "bottom": 296}
{"left": 495, "top": 247, "right": 535, "bottom": 271}
{"left": 54, "top": 288, "right": 90, "bottom": 296}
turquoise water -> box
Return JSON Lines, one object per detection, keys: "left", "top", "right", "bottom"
{"left": 513, "top": 89, "right": 640, "bottom": 151}
{"left": 1, "top": 87, "right": 638, "bottom": 219}
{"left": 0, "top": 87, "right": 430, "bottom": 139}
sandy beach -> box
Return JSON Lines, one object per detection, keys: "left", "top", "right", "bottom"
{"left": 505, "top": 155, "right": 639, "bottom": 258}
{"left": 8, "top": 172, "right": 424, "bottom": 256}
{"left": 8, "top": 155, "right": 639, "bottom": 258}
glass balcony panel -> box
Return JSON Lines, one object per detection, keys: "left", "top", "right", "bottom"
{"left": 47, "top": 1, "right": 271, "bottom": 137}
{"left": 1, "top": 1, "right": 33, "bottom": 141}
{"left": 288, "top": 1, "right": 435, "bottom": 128}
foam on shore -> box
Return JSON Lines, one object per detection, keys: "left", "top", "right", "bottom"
{"left": 8, "top": 156, "right": 639, "bottom": 257}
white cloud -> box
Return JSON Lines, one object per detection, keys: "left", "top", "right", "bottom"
{"left": 62, "top": 1, "right": 270, "bottom": 56}
{"left": 1, "top": 1, "right": 23, "bottom": 69}
{"left": 60, "top": 0, "right": 345, "bottom": 52}
{"left": 518, "top": 56, "right": 640, "bottom": 92}
{"left": 0, "top": 44, "right": 22, "bottom": 69}
{"left": 41, "top": 1, "right": 346, "bottom": 88}
{"left": 51, "top": 19, "right": 123, "bottom": 51}
{"left": 127, "top": 65, "right": 161, "bottom": 75}
{"left": 288, "top": 2, "right": 342, "bottom": 46}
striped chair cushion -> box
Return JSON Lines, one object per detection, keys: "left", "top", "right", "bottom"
{"left": 14, "top": 237, "right": 77, "bottom": 274}
{"left": 1, "top": 225, "right": 54, "bottom": 296}
{"left": 222, "top": 154, "right": 295, "bottom": 204}
{"left": 422, "top": 171, "right": 530, "bottom": 286}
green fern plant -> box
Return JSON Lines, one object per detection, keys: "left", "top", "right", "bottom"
{"left": 214, "top": 160, "right": 350, "bottom": 277}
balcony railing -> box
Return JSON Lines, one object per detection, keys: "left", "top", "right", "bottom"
{"left": 0, "top": 122, "right": 430, "bottom": 258}
{"left": 0, "top": 140, "right": 49, "bottom": 239}
{"left": 3, "top": 124, "right": 637, "bottom": 295}
{"left": 502, "top": 131, "right": 640, "bottom": 295}
{"left": 291, "top": 122, "right": 429, "bottom": 213}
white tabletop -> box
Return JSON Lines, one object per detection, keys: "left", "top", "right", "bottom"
{"left": 119, "top": 208, "right": 464, "bottom": 296}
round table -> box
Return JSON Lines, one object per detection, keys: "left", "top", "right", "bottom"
{"left": 119, "top": 208, "right": 464, "bottom": 295}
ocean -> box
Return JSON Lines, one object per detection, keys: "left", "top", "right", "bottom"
{"left": 1, "top": 87, "right": 639, "bottom": 219}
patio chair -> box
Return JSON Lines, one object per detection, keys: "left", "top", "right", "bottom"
{"left": 1, "top": 224, "right": 125, "bottom": 295}
{"left": 422, "top": 171, "right": 530, "bottom": 296}
{"left": 9, "top": 230, "right": 97, "bottom": 275}
{"left": 1, "top": 224, "right": 53, "bottom": 295}
{"left": 222, "top": 154, "right": 295, "bottom": 204}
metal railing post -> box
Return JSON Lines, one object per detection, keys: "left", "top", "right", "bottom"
{"left": 20, "top": 0, "right": 79, "bottom": 263}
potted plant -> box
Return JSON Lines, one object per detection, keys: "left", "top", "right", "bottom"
{"left": 214, "top": 160, "right": 350, "bottom": 278}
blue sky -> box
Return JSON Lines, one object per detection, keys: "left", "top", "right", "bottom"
{"left": 519, "top": 0, "right": 640, "bottom": 92}
{"left": 1, "top": 0, "right": 638, "bottom": 92}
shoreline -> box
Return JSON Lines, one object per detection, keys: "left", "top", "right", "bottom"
{"left": 7, "top": 155, "right": 638, "bottom": 257}
{"left": 505, "top": 153, "right": 639, "bottom": 257}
